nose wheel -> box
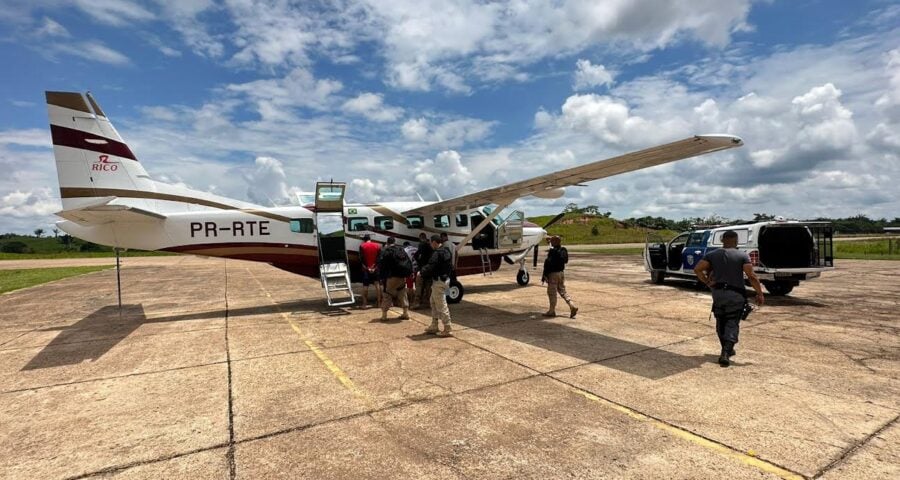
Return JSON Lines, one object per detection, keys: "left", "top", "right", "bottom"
{"left": 446, "top": 279, "right": 464, "bottom": 304}
{"left": 516, "top": 269, "right": 530, "bottom": 286}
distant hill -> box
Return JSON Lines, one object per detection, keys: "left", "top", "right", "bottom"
{"left": 527, "top": 213, "right": 677, "bottom": 244}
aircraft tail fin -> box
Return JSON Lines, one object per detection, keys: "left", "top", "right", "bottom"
{"left": 46, "top": 91, "right": 155, "bottom": 211}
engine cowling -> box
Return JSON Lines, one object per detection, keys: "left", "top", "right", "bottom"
{"left": 531, "top": 187, "right": 565, "bottom": 199}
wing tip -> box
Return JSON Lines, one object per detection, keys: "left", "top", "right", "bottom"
{"left": 696, "top": 134, "right": 744, "bottom": 147}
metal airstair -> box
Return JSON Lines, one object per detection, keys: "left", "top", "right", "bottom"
{"left": 314, "top": 182, "right": 355, "bottom": 306}
{"left": 478, "top": 248, "right": 492, "bottom": 276}
{"left": 320, "top": 262, "right": 354, "bottom": 306}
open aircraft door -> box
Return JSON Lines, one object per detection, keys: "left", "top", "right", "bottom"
{"left": 497, "top": 210, "right": 524, "bottom": 249}
{"left": 314, "top": 182, "right": 355, "bottom": 306}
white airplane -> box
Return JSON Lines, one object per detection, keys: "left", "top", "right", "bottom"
{"left": 46, "top": 91, "right": 744, "bottom": 306}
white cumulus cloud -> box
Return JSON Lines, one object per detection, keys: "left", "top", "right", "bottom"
{"left": 341, "top": 93, "right": 403, "bottom": 122}
{"left": 574, "top": 59, "right": 614, "bottom": 90}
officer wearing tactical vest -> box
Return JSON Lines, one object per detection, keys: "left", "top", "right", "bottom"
{"left": 378, "top": 237, "right": 412, "bottom": 321}
{"left": 542, "top": 235, "right": 578, "bottom": 318}
{"left": 420, "top": 234, "right": 453, "bottom": 336}
{"left": 694, "top": 230, "right": 765, "bottom": 367}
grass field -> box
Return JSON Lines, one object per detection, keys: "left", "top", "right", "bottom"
{"left": 0, "top": 251, "right": 173, "bottom": 260}
{"left": 834, "top": 239, "right": 900, "bottom": 260}
{"left": 528, "top": 214, "right": 676, "bottom": 244}
{"left": 574, "top": 247, "right": 645, "bottom": 255}
{"left": 0, "top": 266, "right": 112, "bottom": 294}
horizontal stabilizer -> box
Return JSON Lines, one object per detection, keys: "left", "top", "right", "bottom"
{"left": 56, "top": 199, "right": 166, "bottom": 226}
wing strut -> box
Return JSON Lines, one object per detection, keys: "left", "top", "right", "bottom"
{"left": 452, "top": 201, "right": 511, "bottom": 268}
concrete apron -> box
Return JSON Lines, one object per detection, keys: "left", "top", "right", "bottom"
{"left": 0, "top": 255, "right": 896, "bottom": 479}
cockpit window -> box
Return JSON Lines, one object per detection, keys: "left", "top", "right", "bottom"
{"left": 482, "top": 206, "right": 502, "bottom": 226}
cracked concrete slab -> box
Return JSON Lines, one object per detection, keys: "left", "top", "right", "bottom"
{"left": 0, "top": 327, "right": 225, "bottom": 392}
{"left": 0, "top": 364, "right": 228, "bottom": 479}
{"left": 553, "top": 338, "right": 898, "bottom": 477}
{"left": 820, "top": 418, "right": 900, "bottom": 480}
{"left": 368, "top": 376, "right": 778, "bottom": 479}
{"left": 89, "top": 447, "right": 229, "bottom": 479}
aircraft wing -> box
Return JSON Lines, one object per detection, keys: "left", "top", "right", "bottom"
{"left": 403, "top": 134, "right": 743, "bottom": 214}
{"left": 56, "top": 198, "right": 166, "bottom": 226}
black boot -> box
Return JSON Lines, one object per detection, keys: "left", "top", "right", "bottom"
{"left": 718, "top": 349, "right": 730, "bottom": 367}
{"left": 724, "top": 341, "right": 736, "bottom": 358}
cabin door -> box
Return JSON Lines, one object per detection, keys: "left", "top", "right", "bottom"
{"left": 313, "top": 182, "right": 354, "bottom": 306}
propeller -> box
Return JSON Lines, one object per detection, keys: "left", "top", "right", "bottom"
{"left": 533, "top": 244, "right": 539, "bottom": 268}
{"left": 542, "top": 212, "right": 566, "bottom": 229}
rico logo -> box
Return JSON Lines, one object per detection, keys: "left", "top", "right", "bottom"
{"left": 91, "top": 155, "right": 119, "bottom": 172}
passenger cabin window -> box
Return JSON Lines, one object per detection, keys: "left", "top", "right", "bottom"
{"left": 374, "top": 216, "right": 394, "bottom": 230}
{"left": 347, "top": 217, "right": 369, "bottom": 232}
{"left": 711, "top": 229, "right": 749, "bottom": 245}
{"left": 686, "top": 232, "right": 706, "bottom": 247}
{"left": 406, "top": 215, "right": 424, "bottom": 228}
{"left": 455, "top": 214, "right": 468, "bottom": 228}
{"left": 289, "top": 218, "right": 314, "bottom": 233}
{"left": 433, "top": 214, "right": 450, "bottom": 228}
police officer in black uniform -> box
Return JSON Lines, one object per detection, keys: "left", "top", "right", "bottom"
{"left": 694, "top": 230, "right": 765, "bottom": 367}
{"left": 413, "top": 232, "right": 434, "bottom": 309}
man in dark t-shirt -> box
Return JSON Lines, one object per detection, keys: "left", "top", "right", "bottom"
{"left": 694, "top": 230, "right": 765, "bottom": 367}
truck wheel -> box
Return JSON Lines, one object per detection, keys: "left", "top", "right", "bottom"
{"left": 650, "top": 270, "right": 666, "bottom": 284}
{"left": 446, "top": 280, "right": 464, "bottom": 304}
{"left": 763, "top": 281, "right": 794, "bottom": 296}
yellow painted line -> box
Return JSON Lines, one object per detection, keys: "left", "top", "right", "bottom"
{"left": 571, "top": 389, "right": 804, "bottom": 480}
{"left": 287, "top": 318, "right": 364, "bottom": 398}
{"left": 245, "top": 269, "right": 366, "bottom": 399}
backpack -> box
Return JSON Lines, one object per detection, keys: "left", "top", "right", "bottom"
{"left": 391, "top": 245, "right": 413, "bottom": 277}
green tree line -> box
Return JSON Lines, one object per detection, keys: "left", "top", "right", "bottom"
{"left": 560, "top": 204, "right": 900, "bottom": 234}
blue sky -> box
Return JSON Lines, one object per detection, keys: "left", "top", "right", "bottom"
{"left": 1, "top": 0, "right": 898, "bottom": 233}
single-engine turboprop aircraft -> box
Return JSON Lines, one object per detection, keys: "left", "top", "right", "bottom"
{"left": 46, "top": 91, "right": 744, "bottom": 306}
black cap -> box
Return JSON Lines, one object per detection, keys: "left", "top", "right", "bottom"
{"left": 430, "top": 234, "right": 441, "bottom": 242}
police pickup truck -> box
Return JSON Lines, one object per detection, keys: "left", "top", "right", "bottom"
{"left": 644, "top": 220, "right": 834, "bottom": 295}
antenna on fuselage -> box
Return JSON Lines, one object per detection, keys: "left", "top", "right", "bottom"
{"left": 433, "top": 189, "right": 443, "bottom": 201}
{"left": 416, "top": 192, "right": 424, "bottom": 202}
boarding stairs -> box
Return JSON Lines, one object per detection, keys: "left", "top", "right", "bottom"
{"left": 479, "top": 248, "right": 492, "bottom": 276}
{"left": 320, "top": 262, "right": 355, "bottom": 306}
{"left": 312, "top": 181, "right": 356, "bottom": 307}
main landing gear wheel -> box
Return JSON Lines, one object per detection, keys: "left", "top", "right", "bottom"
{"left": 650, "top": 270, "right": 666, "bottom": 284}
{"left": 446, "top": 279, "right": 464, "bottom": 304}
{"left": 516, "top": 269, "right": 530, "bottom": 286}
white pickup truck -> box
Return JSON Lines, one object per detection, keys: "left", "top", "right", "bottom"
{"left": 644, "top": 220, "right": 834, "bottom": 295}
